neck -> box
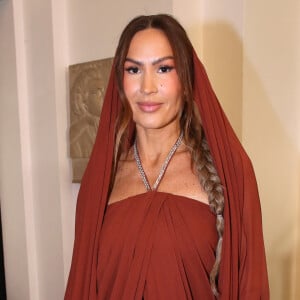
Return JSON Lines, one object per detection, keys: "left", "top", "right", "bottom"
{"left": 134, "top": 125, "right": 182, "bottom": 164}
{"left": 134, "top": 130, "right": 184, "bottom": 191}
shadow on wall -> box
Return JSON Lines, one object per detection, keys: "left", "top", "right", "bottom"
{"left": 187, "top": 21, "right": 299, "bottom": 300}
{"left": 295, "top": 155, "right": 300, "bottom": 298}
{"left": 0, "top": 208, "right": 6, "bottom": 300}
{"left": 242, "top": 41, "right": 299, "bottom": 300}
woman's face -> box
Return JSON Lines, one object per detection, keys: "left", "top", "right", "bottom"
{"left": 123, "top": 28, "right": 182, "bottom": 132}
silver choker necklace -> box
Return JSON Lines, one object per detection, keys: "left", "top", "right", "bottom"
{"left": 133, "top": 132, "right": 184, "bottom": 191}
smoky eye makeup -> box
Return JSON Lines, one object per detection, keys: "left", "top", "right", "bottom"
{"left": 123, "top": 57, "right": 176, "bottom": 74}
{"left": 158, "top": 65, "right": 175, "bottom": 73}
{"left": 124, "top": 66, "right": 140, "bottom": 74}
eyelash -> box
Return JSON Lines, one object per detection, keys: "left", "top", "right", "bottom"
{"left": 158, "top": 65, "right": 174, "bottom": 73}
{"left": 124, "top": 65, "right": 175, "bottom": 74}
{"left": 124, "top": 66, "right": 139, "bottom": 74}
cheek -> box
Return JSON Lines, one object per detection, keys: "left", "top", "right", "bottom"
{"left": 123, "top": 75, "right": 138, "bottom": 97}
{"left": 123, "top": 78, "right": 135, "bottom": 112}
{"left": 163, "top": 72, "right": 181, "bottom": 93}
{"left": 164, "top": 78, "right": 182, "bottom": 101}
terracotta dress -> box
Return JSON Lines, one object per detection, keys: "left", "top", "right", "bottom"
{"left": 65, "top": 51, "right": 269, "bottom": 299}
{"left": 97, "top": 191, "right": 217, "bottom": 299}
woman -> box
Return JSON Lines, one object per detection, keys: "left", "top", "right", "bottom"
{"left": 65, "top": 14, "right": 269, "bottom": 299}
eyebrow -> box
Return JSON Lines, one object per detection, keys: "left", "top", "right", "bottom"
{"left": 125, "top": 56, "right": 175, "bottom": 66}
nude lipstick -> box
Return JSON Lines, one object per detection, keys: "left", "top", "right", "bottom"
{"left": 137, "top": 102, "right": 162, "bottom": 113}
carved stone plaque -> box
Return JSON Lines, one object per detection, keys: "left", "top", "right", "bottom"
{"left": 69, "top": 57, "right": 114, "bottom": 182}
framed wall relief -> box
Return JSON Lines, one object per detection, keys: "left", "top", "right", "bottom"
{"left": 69, "top": 57, "right": 114, "bottom": 182}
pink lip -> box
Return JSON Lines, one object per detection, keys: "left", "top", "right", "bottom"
{"left": 137, "top": 102, "right": 162, "bottom": 113}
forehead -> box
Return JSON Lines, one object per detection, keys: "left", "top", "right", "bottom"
{"left": 126, "top": 28, "right": 174, "bottom": 58}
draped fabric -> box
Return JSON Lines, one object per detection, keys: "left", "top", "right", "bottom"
{"left": 65, "top": 51, "right": 269, "bottom": 299}
{"left": 97, "top": 192, "right": 217, "bottom": 300}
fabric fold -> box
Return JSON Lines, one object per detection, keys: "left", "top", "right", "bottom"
{"left": 97, "top": 192, "right": 217, "bottom": 299}
{"left": 65, "top": 49, "right": 269, "bottom": 299}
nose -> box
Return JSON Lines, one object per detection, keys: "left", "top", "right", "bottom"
{"left": 140, "top": 71, "right": 158, "bottom": 95}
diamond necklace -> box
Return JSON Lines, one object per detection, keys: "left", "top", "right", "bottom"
{"left": 133, "top": 132, "right": 184, "bottom": 191}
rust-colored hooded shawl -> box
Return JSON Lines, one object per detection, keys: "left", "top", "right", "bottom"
{"left": 65, "top": 52, "right": 269, "bottom": 299}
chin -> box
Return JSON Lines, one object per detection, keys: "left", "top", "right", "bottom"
{"left": 135, "top": 122, "right": 164, "bottom": 130}
{"left": 134, "top": 118, "right": 178, "bottom": 131}
{"left": 132, "top": 110, "right": 181, "bottom": 130}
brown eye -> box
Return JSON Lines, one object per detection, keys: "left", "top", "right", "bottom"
{"left": 158, "top": 65, "right": 174, "bottom": 73}
{"left": 125, "top": 66, "right": 140, "bottom": 74}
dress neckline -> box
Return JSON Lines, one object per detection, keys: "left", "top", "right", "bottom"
{"left": 106, "top": 191, "right": 210, "bottom": 210}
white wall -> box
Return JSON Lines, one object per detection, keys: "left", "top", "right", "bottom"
{"left": 68, "top": 0, "right": 173, "bottom": 64}
{"left": 0, "top": 1, "right": 31, "bottom": 298}
{"left": 0, "top": 0, "right": 68, "bottom": 298}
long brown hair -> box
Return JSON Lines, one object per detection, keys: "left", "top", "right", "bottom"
{"left": 113, "top": 14, "right": 224, "bottom": 297}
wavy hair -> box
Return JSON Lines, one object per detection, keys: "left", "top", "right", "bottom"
{"left": 113, "top": 14, "right": 224, "bottom": 297}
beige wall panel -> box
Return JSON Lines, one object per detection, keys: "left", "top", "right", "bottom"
{"left": 243, "top": 0, "right": 300, "bottom": 298}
